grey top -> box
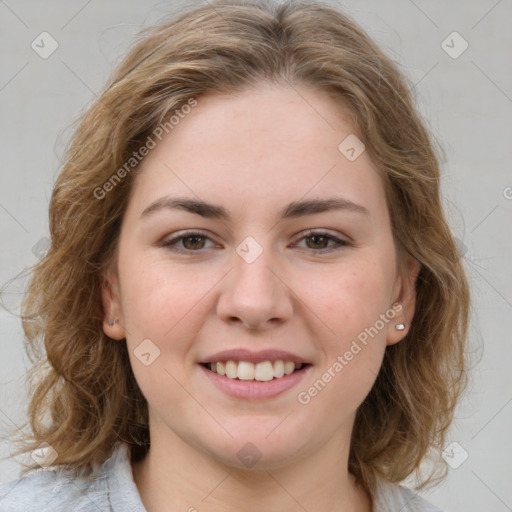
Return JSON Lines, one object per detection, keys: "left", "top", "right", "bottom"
{"left": 0, "top": 443, "right": 442, "bottom": 511}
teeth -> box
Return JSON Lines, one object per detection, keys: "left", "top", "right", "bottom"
{"left": 207, "top": 360, "right": 305, "bottom": 381}
{"left": 284, "top": 361, "right": 295, "bottom": 375}
{"left": 238, "top": 361, "right": 255, "bottom": 380}
{"left": 216, "top": 361, "right": 226, "bottom": 376}
{"left": 225, "top": 360, "right": 237, "bottom": 379}
{"left": 255, "top": 361, "right": 274, "bottom": 381}
{"left": 273, "top": 360, "right": 285, "bottom": 378}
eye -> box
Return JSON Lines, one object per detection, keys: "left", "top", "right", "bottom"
{"left": 161, "top": 229, "right": 350, "bottom": 255}
{"left": 161, "top": 231, "right": 218, "bottom": 253}
{"left": 293, "top": 230, "right": 350, "bottom": 253}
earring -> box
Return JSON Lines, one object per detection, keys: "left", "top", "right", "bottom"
{"left": 107, "top": 319, "right": 119, "bottom": 326}
{"left": 395, "top": 323, "right": 405, "bottom": 331}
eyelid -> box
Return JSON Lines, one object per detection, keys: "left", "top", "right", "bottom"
{"left": 296, "top": 228, "right": 350, "bottom": 242}
{"left": 160, "top": 229, "right": 219, "bottom": 252}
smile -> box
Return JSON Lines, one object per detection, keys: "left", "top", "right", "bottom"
{"left": 202, "top": 360, "right": 309, "bottom": 382}
{"left": 199, "top": 360, "right": 312, "bottom": 400}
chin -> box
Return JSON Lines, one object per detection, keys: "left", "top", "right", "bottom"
{"left": 200, "top": 428, "right": 307, "bottom": 471}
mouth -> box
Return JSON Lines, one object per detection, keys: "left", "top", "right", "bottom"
{"left": 200, "top": 360, "right": 312, "bottom": 382}
{"left": 198, "top": 359, "right": 313, "bottom": 400}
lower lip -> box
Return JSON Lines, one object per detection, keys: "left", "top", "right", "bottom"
{"left": 199, "top": 364, "right": 312, "bottom": 400}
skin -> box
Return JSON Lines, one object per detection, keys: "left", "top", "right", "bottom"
{"left": 102, "top": 82, "right": 419, "bottom": 512}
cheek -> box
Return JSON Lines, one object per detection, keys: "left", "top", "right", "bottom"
{"left": 118, "top": 256, "right": 215, "bottom": 409}
{"left": 292, "top": 258, "right": 393, "bottom": 403}
{"left": 120, "top": 251, "right": 183, "bottom": 324}
{"left": 118, "top": 252, "right": 220, "bottom": 355}
{"left": 296, "top": 258, "right": 395, "bottom": 342}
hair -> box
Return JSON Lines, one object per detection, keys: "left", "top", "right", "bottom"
{"left": 8, "top": 0, "right": 469, "bottom": 496}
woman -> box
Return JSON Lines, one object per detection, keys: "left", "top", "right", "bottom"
{"left": 0, "top": 0, "right": 469, "bottom": 510}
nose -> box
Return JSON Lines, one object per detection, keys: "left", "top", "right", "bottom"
{"left": 216, "top": 248, "right": 293, "bottom": 330}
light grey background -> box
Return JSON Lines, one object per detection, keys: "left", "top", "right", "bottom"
{"left": 1, "top": 1, "right": 511, "bottom": 510}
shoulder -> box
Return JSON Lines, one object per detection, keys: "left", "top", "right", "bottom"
{"left": 373, "top": 478, "right": 443, "bottom": 512}
{"left": 0, "top": 443, "right": 144, "bottom": 512}
{"left": 0, "top": 467, "right": 110, "bottom": 512}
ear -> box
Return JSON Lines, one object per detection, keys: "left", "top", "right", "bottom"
{"left": 386, "top": 254, "right": 421, "bottom": 346}
{"left": 101, "top": 268, "right": 126, "bottom": 340}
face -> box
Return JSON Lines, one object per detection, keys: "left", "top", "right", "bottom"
{"left": 103, "top": 83, "right": 418, "bottom": 470}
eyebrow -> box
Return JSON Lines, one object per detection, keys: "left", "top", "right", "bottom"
{"left": 140, "top": 196, "right": 370, "bottom": 221}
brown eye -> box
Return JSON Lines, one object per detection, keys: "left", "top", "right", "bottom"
{"left": 305, "top": 234, "right": 330, "bottom": 250}
{"left": 161, "top": 231, "right": 217, "bottom": 253}
{"left": 294, "top": 230, "right": 350, "bottom": 253}
{"left": 181, "top": 235, "right": 207, "bottom": 250}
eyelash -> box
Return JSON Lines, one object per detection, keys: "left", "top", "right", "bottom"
{"left": 161, "top": 229, "right": 350, "bottom": 255}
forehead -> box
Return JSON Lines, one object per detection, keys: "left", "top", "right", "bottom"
{"left": 129, "top": 83, "right": 387, "bottom": 221}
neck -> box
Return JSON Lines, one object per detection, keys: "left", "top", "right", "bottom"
{"left": 132, "top": 419, "right": 372, "bottom": 512}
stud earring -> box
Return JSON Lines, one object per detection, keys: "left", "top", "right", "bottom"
{"left": 395, "top": 323, "right": 405, "bottom": 331}
{"left": 107, "top": 319, "right": 119, "bottom": 326}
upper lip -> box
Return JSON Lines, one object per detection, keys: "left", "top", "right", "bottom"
{"left": 200, "top": 349, "right": 311, "bottom": 365}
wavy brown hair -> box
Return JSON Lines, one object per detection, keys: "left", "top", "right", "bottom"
{"left": 8, "top": 0, "right": 469, "bottom": 495}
